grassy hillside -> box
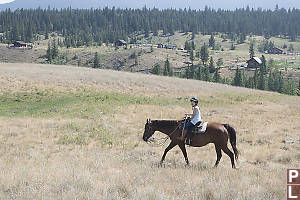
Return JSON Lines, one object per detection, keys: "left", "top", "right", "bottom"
{"left": 1, "top": 32, "right": 300, "bottom": 79}
{"left": 0, "top": 63, "right": 299, "bottom": 199}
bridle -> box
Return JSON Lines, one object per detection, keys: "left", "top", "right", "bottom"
{"left": 146, "top": 121, "right": 181, "bottom": 147}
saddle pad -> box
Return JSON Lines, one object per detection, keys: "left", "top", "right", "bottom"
{"left": 196, "top": 122, "right": 208, "bottom": 133}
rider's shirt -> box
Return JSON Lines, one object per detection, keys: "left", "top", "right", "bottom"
{"left": 191, "top": 106, "right": 202, "bottom": 125}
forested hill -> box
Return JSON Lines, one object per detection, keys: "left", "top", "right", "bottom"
{"left": 1, "top": 0, "right": 300, "bottom": 10}
{"left": 0, "top": 7, "right": 300, "bottom": 45}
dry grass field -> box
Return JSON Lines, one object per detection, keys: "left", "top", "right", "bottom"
{"left": 0, "top": 63, "right": 300, "bottom": 199}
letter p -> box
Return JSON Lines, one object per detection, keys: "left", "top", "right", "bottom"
{"left": 289, "top": 170, "right": 299, "bottom": 183}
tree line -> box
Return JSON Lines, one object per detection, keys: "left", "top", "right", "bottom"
{"left": 150, "top": 42, "right": 300, "bottom": 96}
{"left": 0, "top": 6, "right": 300, "bottom": 46}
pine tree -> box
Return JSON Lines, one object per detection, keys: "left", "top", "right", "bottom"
{"left": 185, "top": 66, "right": 190, "bottom": 79}
{"left": 209, "top": 56, "right": 216, "bottom": 73}
{"left": 268, "top": 70, "right": 274, "bottom": 91}
{"left": 209, "top": 35, "right": 215, "bottom": 49}
{"left": 26, "top": 24, "right": 33, "bottom": 42}
{"left": 11, "top": 25, "right": 20, "bottom": 41}
{"left": 203, "top": 65, "right": 210, "bottom": 82}
{"left": 45, "top": 29, "right": 49, "bottom": 40}
{"left": 197, "top": 65, "right": 203, "bottom": 80}
{"left": 190, "top": 50, "right": 194, "bottom": 65}
{"left": 191, "top": 41, "right": 195, "bottom": 51}
{"left": 51, "top": 40, "right": 59, "bottom": 59}
{"left": 46, "top": 42, "right": 52, "bottom": 62}
{"left": 253, "top": 68, "right": 258, "bottom": 89}
{"left": 213, "top": 68, "right": 221, "bottom": 83}
{"left": 278, "top": 72, "right": 284, "bottom": 93}
{"left": 191, "top": 31, "right": 195, "bottom": 40}
{"left": 245, "top": 77, "right": 255, "bottom": 88}
{"left": 163, "top": 57, "right": 173, "bottom": 76}
{"left": 249, "top": 42, "right": 255, "bottom": 58}
{"left": 283, "top": 80, "right": 297, "bottom": 95}
{"left": 260, "top": 55, "right": 267, "bottom": 74}
{"left": 238, "top": 33, "right": 246, "bottom": 44}
{"left": 163, "top": 65, "right": 168, "bottom": 76}
{"left": 230, "top": 43, "right": 235, "bottom": 50}
{"left": 258, "top": 67, "right": 266, "bottom": 90}
{"left": 184, "top": 41, "right": 191, "bottom": 51}
{"left": 297, "top": 79, "right": 300, "bottom": 96}
{"left": 93, "top": 52, "right": 100, "bottom": 68}
{"left": 216, "top": 58, "right": 223, "bottom": 67}
{"left": 190, "top": 65, "right": 196, "bottom": 79}
{"left": 151, "top": 63, "right": 161, "bottom": 75}
{"left": 200, "top": 44, "right": 209, "bottom": 65}
{"left": 1, "top": 7, "right": 300, "bottom": 48}
{"left": 288, "top": 44, "right": 294, "bottom": 53}
{"left": 233, "top": 67, "right": 242, "bottom": 86}
{"left": 240, "top": 69, "right": 245, "bottom": 86}
{"left": 283, "top": 43, "right": 287, "bottom": 49}
{"left": 196, "top": 51, "right": 200, "bottom": 59}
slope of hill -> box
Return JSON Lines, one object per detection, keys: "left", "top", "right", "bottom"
{"left": 0, "top": 0, "right": 300, "bottom": 10}
{"left": 0, "top": 63, "right": 299, "bottom": 199}
{"left": 1, "top": 32, "right": 300, "bottom": 86}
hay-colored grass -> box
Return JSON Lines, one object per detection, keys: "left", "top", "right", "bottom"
{"left": 0, "top": 63, "right": 299, "bottom": 199}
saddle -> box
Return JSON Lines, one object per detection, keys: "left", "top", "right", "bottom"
{"left": 185, "top": 121, "right": 208, "bottom": 145}
{"left": 191, "top": 121, "right": 208, "bottom": 134}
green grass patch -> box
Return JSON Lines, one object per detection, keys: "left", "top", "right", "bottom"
{"left": 0, "top": 88, "right": 187, "bottom": 118}
{"left": 2, "top": 86, "right": 280, "bottom": 119}
{"left": 1, "top": 86, "right": 281, "bottom": 120}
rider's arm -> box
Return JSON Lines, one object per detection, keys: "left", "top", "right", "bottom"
{"left": 190, "top": 107, "right": 197, "bottom": 119}
{"left": 185, "top": 113, "right": 192, "bottom": 117}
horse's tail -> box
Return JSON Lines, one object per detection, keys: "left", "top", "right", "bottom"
{"left": 223, "top": 124, "right": 240, "bottom": 161}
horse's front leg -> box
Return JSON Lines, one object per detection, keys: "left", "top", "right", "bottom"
{"left": 179, "top": 143, "right": 190, "bottom": 166}
{"left": 160, "top": 141, "right": 177, "bottom": 166}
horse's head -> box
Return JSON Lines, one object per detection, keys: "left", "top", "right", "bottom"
{"left": 143, "top": 119, "right": 155, "bottom": 142}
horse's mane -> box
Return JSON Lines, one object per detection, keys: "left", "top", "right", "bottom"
{"left": 151, "top": 120, "right": 181, "bottom": 127}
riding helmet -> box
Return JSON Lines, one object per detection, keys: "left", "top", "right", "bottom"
{"left": 190, "top": 97, "right": 198, "bottom": 104}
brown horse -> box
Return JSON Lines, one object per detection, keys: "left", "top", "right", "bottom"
{"left": 142, "top": 119, "right": 239, "bottom": 169}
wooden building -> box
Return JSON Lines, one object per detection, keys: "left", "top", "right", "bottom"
{"left": 157, "top": 43, "right": 164, "bottom": 48}
{"left": 115, "top": 40, "right": 127, "bottom": 47}
{"left": 246, "top": 57, "right": 262, "bottom": 69}
{"left": 13, "top": 41, "right": 27, "bottom": 48}
{"left": 267, "top": 47, "right": 283, "bottom": 54}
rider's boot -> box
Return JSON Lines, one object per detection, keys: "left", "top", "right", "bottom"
{"left": 178, "top": 130, "right": 188, "bottom": 141}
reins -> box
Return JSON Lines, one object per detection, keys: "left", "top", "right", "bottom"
{"left": 146, "top": 123, "right": 181, "bottom": 147}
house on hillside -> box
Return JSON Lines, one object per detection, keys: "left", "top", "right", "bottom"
{"left": 165, "top": 44, "right": 177, "bottom": 50}
{"left": 157, "top": 43, "right": 164, "bottom": 48}
{"left": 13, "top": 41, "right": 27, "bottom": 48}
{"left": 267, "top": 47, "right": 283, "bottom": 54}
{"left": 246, "top": 57, "right": 262, "bottom": 69}
{"left": 115, "top": 40, "right": 127, "bottom": 47}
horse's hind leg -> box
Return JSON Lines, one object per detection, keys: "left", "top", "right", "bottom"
{"left": 222, "top": 146, "right": 236, "bottom": 169}
{"left": 214, "top": 144, "right": 222, "bottom": 168}
{"left": 160, "top": 141, "right": 177, "bottom": 166}
{"left": 178, "top": 143, "right": 189, "bottom": 166}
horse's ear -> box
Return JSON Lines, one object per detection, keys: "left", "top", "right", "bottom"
{"left": 149, "top": 119, "right": 151, "bottom": 123}
{"left": 147, "top": 119, "right": 149, "bottom": 123}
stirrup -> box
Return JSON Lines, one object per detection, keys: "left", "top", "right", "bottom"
{"left": 185, "top": 138, "right": 191, "bottom": 145}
